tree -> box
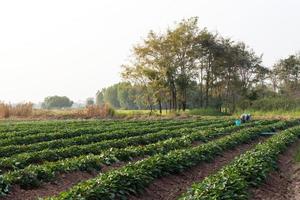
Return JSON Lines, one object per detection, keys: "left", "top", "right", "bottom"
{"left": 103, "top": 85, "right": 120, "bottom": 108}
{"left": 96, "top": 90, "right": 105, "bottom": 106}
{"left": 95, "top": 83, "right": 147, "bottom": 110}
{"left": 272, "top": 53, "right": 300, "bottom": 96}
{"left": 168, "top": 17, "right": 199, "bottom": 111}
{"left": 122, "top": 17, "right": 201, "bottom": 112}
{"left": 86, "top": 97, "right": 95, "bottom": 106}
{"left": 113, "top": 17, "right": 288, "bottom": 113}
{"left": 117, "top": 82, "right": 139, "bottom": 109}
{"left": 42, "top": 96, "right": 73, "bottom": 109}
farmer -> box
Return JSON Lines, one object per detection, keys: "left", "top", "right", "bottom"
{"left": 240, "top": 113, "right": 251, "bottom": 123}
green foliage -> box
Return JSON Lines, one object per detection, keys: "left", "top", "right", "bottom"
{"left": 85, "top": 97, "right": 94, "bottom": 106}
{"left": 41, "top": 96, "right": 73, "bottom": 109}
{"left": 273, "top": 53, "right": 300, "bottom": 95}
{"left": 95, "top": 90, "right": 104, "bottom": 105}
{"left": 179, "top": 125, "right": 300, "bottom": 200}
{"left": 189, "top": 108, "right": 229, "bottom": 116}
{"left": 92, "top": 17, "right": 299, "bottom": 113}
{"left": 96, "top": 82, "right": 145, "bottom": 109}
{"left": 0, "top": 118, "right": 297, "bottom": 199}
{"left": 0, "top": 120, "right": 226, "bottom": 170}
{"left": 121, "top": 17, "right": 264, "bottom": 113}
{"left": 1, "top": 120, "right": 250, "bottom": 193}
{"left": 0, "top": 176, "right": 9, "bottom": 196}
{"left": 44, "top": 120, "right": 294, "bottom": 200}
{"left": 248, "top": 97, "right": 300, "bottom": 111}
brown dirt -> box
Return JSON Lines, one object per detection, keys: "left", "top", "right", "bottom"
{"left": 250, "top": 139, "right": 300, "bottom": 200}
{"left": 0, "top": 136, "right": 264, "bottom": 200}
{"left": 291, "top": 164, "right": 300, "bottom": 200}
{"left": 129, "top": 138, "right": 266, "bottom": 200}
{"left": 0, "top": 159, "right": 140, "bottom": 200}
{"left": 0, "top": 171, "right": 95, "bottom": 200}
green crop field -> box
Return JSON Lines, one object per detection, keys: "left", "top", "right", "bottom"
{"left": 0, "top": 118, "right": 299, "bottom": 200}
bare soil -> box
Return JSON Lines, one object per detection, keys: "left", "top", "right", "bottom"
{"left": 250, "top": 139, "right": 300, "bottom": 200}
{"left": 129, "top": 138, "right": 266, "bottom": 200}
{"left": 0, "top": 171, "right": 95, "bottom": 200}
{"left": 0, "top": 137, "right": 267, "bottom": 200}
{"left": 0, "top": 159, "right": 138, "bottom": 200}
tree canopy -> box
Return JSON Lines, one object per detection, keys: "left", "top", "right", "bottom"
{"left": 42, "top": 96, "right": 73, "bottom": 109}
{"left": 96, "top": 18, "right": 300, "bottom": 113}
{"left": 120, "top": 17, "right": 265, "bottom": 113}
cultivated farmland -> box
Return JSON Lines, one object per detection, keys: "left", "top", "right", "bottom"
{"left": 0, "top": 118, "right": 299, "bottom": 200}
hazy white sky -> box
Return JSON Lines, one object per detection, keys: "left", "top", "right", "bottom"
{"left": 0, "top": 0, "right": 299, "bottom": 103}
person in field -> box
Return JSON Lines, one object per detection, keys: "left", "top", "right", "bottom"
{"left": 240, "top": 113, "right": 251, "bottom": 123}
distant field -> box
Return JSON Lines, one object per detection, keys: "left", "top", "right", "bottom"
{"left": 0, "top": 118, "right": 299, "bottom": 199}
{"left": 242, "top": 109, "right": 300, "bottom": 118}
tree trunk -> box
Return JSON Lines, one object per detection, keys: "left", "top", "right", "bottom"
{"left": 158, "top": 99, "right": 162, "bottom": 115}
{"left": 200, "top": 67, "right": 204, "bottom": 107}
{"left": 183, "top": 87, "right": 187, "bottom": 111}
{"left": 171, "top": 82, "right": 177, "bottom": 111}
{"left": 148, "top": 95, "right": 153, "bottom": 114}
{"left": 165, "top": 102, "right": 168, "bottom": 114}
{"left": 205, "top": 54, "right": 212, "bottom": 108}
{"left": 205, "top": 75, "right": 210, "bottom": 108}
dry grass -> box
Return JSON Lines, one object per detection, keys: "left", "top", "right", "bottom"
{"left": 79, "top": 104, "right": 115, "bottom": 118}
{"left": 0, "top": 102, "right": 33, "bottom": 118}
{"left": 30, "top": 104, "right": 115, "bottom": 120}
{"left": 0, "top": 103, "right": 10, "bottom": 118}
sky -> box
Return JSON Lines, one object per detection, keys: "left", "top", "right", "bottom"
{"left": 0, "top": 0, "right": 299, "bottom": 103}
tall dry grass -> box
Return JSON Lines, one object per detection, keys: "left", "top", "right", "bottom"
{"left": 83, "top": 104, "right": 115, "bottom": 118}
{"left": 0, "top": 103, "right": 10, "bottom": 118}
{"left": 0, "top": 102, "right": 33, "bottom": 118}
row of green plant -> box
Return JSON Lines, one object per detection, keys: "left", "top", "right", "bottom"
{"left": 0, "top": 119, "right": 195, "bottom": 140}
{"left": 0, "top": 120, "right": 233, "bottom": 170}
{"left": 179, "top": 124, "right": 300, "bottom": 200}
{"left": 0, "top": 119, "right": 199, "bottom": 139}
{"left": 44, "top": 120, "right": 298, "bottom": 200}
{"left": 0, "top": 120, "right": 259, "bottom": 195}
{"left": 0, "top": 119, "right": 131, "bottom": 134}
{"left": 0, "top": 120, "right": 229, "bottom": 158}
{"left": 0, "top": 120, "right": 138, "bottom": 138}
{"left": 0, "top": 119, "right": 215, "bottom": 147}
{"left": 0, "top": 118, "right": 177, "bottom": 131}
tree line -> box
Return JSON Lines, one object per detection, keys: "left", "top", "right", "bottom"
{"left": 96, "top": 17, "right": 300, "bottom": 114}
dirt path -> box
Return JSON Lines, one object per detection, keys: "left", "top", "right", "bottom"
{"left": 290, "top": 163, "right": 300, "bottom": 200}
{"left": 0, "top": 171, "right": 96, "bottom": 200}
{"left": 129, "top": 138, "right": 266, "bottom": 200}
{"left": 0, "top": 159, "right": 133, "bottom": 200}
{"left": 250, "top": 139, "right": 300, "bottom": 200}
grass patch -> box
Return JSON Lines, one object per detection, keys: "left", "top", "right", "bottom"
{"left": 235, "top": 109, "right": 300, "bottom": 119}
{"left": 189, "top": 108, "right": 229, "bottom": 116}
